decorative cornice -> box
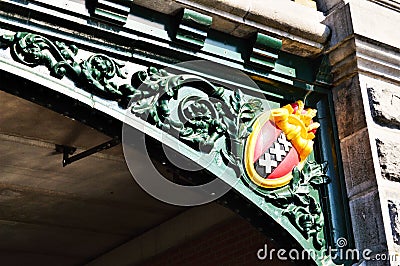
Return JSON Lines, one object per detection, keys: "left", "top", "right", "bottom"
{"left": 135, "top": 0, "right": 330, "bottom": 57}
{"left": 93, "top": 0, "right": 133, "bottom": 25}
{"left": 0, "top": 0, "right": 328, "bottom": 57}
{"left": 367, "top": 0, "right": 400, "bottom": 12}
{"left": 327, "top": 36, "right": 400, "bottom": 85}
{"left": 355, "top": 37, "right": 400, "bottom": 85}
{"left": 174, "top": 8, "right": 212, "bottom": 48}
{"left": 0, "top": 2, "right": 322, "bottom": 91}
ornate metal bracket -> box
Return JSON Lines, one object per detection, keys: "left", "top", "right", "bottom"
{"left": 0, "top": 31, "right": 334, "bottom": 264}
{"left": 248, "top": 32, "right": 282, "bottom": 69}
{"left": 174, "top": 8, "right": 213, "bottom": 48}
{"left": 92, "top": 0, "right": 133, "bottom": 25}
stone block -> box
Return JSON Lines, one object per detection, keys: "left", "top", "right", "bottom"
{"left": 293, "top": 0, "right": 317, "bottom": 9}
{"left": 332, "top": 75, "right": 367, "bottom": 139}
{"left": 316, "top": 0, "right": 342, "bottom": 13}
{"left": 368, "top": 86, "right": 400, "bottom": 130}
{"left": 349, "top": 0, "right": 400, "bottom": 51}
{"left": 349, "top": 191, "right": 387, "bottom": 255}
{"left": 133, "top": 0, "right": 182, "bottom": 14}
{"left": 322, "top": 3, "right": 353, "bottom": 47}
{"left": 230, "top": 23, "right": 257, "bottom": 38}
{"left": 246, "top": 0, "right": 329, "bottom": 44}
{"left": 354, "top": 259, "right": 390, "bottom": 266}
{"left": 340, "top": 129, "right": 377, "bottom": 198}
{"left": 210, "top": 16, "right": 240, "bottom": 34}
{"left": 328, "top": 38, "right": 356, "bottom": 67}
{"left": 388, "top": 200, "right": 400, "bottom": 246}
{"left": 376, "top": 138, "right": 400, "bottom": 182}
{"left": 190, "top": 0, "right": 250, "bottom": 18}
{"left": 382, "top": 187, "right": 400, "bottom": 255}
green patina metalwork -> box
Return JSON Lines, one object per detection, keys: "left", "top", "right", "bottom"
{"left": 128, "top": 68, "right": 333, "bottom": 259}
{"left": 249, "top": 32, "right": 282, "bottom": 69}
{"left": 259, "top": 161, "right": 329, "bottom": 249}
{"left": 125, "top": 69, "right": 330, "bottom": 255}
{"left": 0, "top": 31, "right": 334, "bottom": 264}
{"left": 0, "top": 31, "right": 260, "bottom": 165}
{"left": 93, "top": 0, "right": 133, "bottom": 25}
{"left": 175, "top": 9, "right": 213, "bottom": 48}
{"left": 128, "top": 67, "right": 262, "bottom": 167}
{"left": 129, "top": 67, "right": 331, "bottom": 254}
{"left": 0, "top": 32, "right": 135, "bottom": 107}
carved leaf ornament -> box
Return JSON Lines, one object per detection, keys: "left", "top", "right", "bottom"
{"left": 0, "top": 32, "right": 329, "bottom": 251}
{"left": 243, "top": 101, "right": 328, "bottom": 249}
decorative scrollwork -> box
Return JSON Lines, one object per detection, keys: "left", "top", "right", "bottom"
{"left": 1, "top": 31, "right": 330, "bottom": 258}
{"left": 0, "top": 32, "right": 262, "bottom": 164}
{"left": 0, "top": 32, "right": 135, "bottom": 106}
{"left": 174, "top": 95, "right": 226, "bottom": 152}
{"left": 80, "top": 54, "right": 128, "bottom": 96}
{"left": 128, "top": 67, "right": 262, "bottom": 157}
{"left": 222, "top": 90, "right": 263, "bottom": 168}
{"left": 263, "top": 161, "right": 329, "bottom": 250}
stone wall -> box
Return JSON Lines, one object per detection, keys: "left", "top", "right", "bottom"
{"left": 323, "top": 0, "right": 400, "bottom": 264}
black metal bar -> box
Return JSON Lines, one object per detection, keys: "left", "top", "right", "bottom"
{"left": 62, "top": 138, "right": 120, "bottom": 167}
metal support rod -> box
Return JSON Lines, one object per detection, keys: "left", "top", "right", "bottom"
{"left": 61, "top": 138, "right": 120, "bottom": 167}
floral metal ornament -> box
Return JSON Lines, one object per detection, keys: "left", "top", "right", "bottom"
{"left": 264, "top": 160, "right": 329, "bottom": 250}
{"left": 0, "top": 32, "right": 135, "bottom": 107}
{"left": 128, "top": 67, "right": 263, "bottom": 162}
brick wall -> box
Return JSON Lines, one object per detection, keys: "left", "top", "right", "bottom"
{"left": 142, "top": 215, "right": 298, "bottom": 266}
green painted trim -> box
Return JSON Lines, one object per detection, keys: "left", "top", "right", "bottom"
{"left": 317, "top": 95, "right": 355, "bottom": 265}
{"left": 181, "top": 9, "right": 213, "bottom": 29}
{"left": 255, "top": 33, "right": 283, "bottom": 51}
{"left": 93, "top": 0, "right": 133, "bottom": 25}
{"left": 175, "top": 8, "right": 213, "bottom": 48}
{"left": 249, "top": 33, "right": 283, "bottom": 69}
{"left": 0, "top": 2, "right": 330, "bottom": 91}
{"left": 94, "top": 9, "right": 128, "bottom": 24}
